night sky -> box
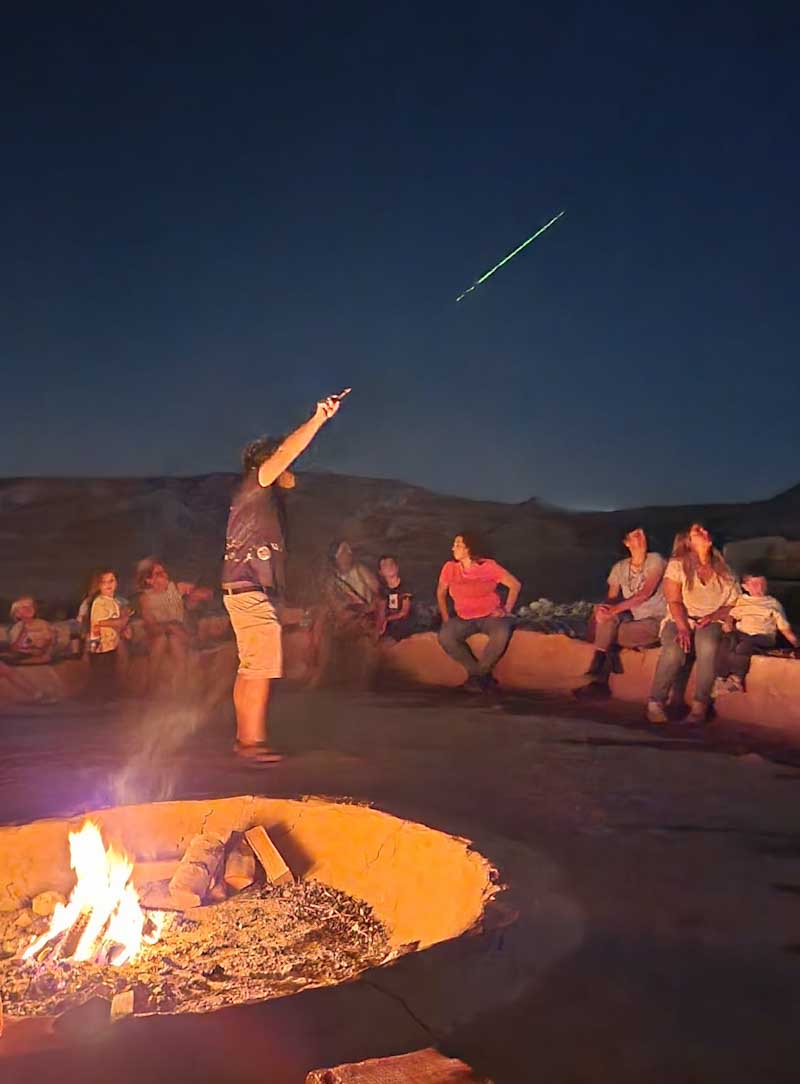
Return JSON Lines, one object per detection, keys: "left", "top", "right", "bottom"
{"left": 3, "top": 4, "right": 799, "bottom": 509}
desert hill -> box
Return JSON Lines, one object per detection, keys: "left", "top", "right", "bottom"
{"left": 1, "top": 473, "right": 798, "bottom": 616}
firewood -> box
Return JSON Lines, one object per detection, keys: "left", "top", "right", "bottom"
{"left": 32, "top": 891, "right": 66, "bottom": 917}
{"left": 305, "top": 1048, "right": 493, "bottom": 1082}
{"left": 244, "top": 826, "right": 293, "bottom": 886}
{"left": 110, "top": 989, "right": 134, "bottom": 1023}
{"left": 167, "top": 833, "right": 227, "bottom": 909}
{"left": 132, "top": 859, "right": 180, "bottom": 889}
{"left": 223, "top": 836, "right": 256, "bottom": 892}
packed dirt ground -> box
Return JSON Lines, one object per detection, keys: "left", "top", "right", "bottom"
{"left": 1, "top": 685, "right": 799, "bottom": 1082}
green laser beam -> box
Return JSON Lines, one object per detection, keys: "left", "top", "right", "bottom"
{"left": 456, "top": 210, "right": 566, "bottom": 302}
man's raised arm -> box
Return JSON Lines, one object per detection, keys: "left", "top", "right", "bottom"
{"left": 258, "top": 394, "right": 343, "bottom": 487}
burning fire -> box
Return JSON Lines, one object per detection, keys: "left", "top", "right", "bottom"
{"left": 23, "top": 821, "right": 165, "bottom": 967}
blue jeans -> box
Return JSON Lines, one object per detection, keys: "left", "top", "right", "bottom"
{"left": 650, "top": 620, "right": 723, "bottom": 706}
{"left": 717, "top": 631, "right": 775, "bottom": 681}
{"left": 438, "top": 615, "right": 514, "bottom": 678}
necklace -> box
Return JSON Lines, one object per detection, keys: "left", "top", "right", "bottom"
{"left": 626, "top": 554, "right": 647, "bottom": 593}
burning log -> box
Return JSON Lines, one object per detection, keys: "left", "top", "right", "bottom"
{"left": 223, "top": 835, "right": 256, "bottom": 892}
{"left": 244, "top": 826, "right": 293, "bottom": 887}
{"left": 167, "top": 833, "right": 228, "bottom": 910}
{"left": 32, "top": 891, "right": 66, "bottom": 917}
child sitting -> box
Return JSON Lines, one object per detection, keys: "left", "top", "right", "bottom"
{"left": 714, "top": 571, "right": 798, "bottom": 694}
{"left": 377, "top": 555, "right": 416, "bottom": 642}
{"left": 7, "top": 597, "right": 54, "bottom": 665}
{"left": 84, "top": 568, "right": 131, "bottom": 702}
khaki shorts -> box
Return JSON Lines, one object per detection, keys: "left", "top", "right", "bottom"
{"left": 223, "top": 591, "right": 282, "bottom": 680}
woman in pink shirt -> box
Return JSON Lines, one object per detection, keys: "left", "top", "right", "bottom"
{"left": 436, "top": 532, "right": 521, "bottom": 692}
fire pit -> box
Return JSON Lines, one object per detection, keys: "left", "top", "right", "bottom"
{"left": 0, "top": 796, "right": 496, "bottom": 1038}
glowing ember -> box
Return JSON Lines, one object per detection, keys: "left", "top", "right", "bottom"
{"left": 22, "top": 821, "right": 164, "bottom": 967}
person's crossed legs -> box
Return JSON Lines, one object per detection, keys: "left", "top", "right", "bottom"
{"left": 438, "top": 614, "right": 513, "bottom": 687}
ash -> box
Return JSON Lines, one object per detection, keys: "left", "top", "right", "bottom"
{"left": 0, "top": 881, "right": 390, "bottom": 1018}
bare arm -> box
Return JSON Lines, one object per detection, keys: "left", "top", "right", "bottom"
{"left": 436, "top": 582, "right": 450, "bottom": 624}
{"left": 496, "top": 568, "right": 521, "bottom": 614}
{"left": 595, "top": 582, "right": 622, "bottom": 618}
{"left": 664, "top": 577, "right": 691, "bottom": 651}
{"left": 258, "top": 396, "right": 342, "bottom": 487}
{"left": 695, "top": 580, "right": 740, "bottom": 630}
{"left": 611, "top": 570, "right": 663, "bottom": 615}
{"left": 95, "top": 615, "right": 130, "bottom": 632}
{"left": 385, "top": 596, "right": 412, "bottom": 623}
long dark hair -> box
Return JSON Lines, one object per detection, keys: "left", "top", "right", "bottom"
{"left": 458, "top": 531, "right": 492, "bottom": 561}
{"left": 672, "top": 527, "right": 734, "bottom": 590}
{"left": 81, "top": 568, "right": 117, "bottom": 635}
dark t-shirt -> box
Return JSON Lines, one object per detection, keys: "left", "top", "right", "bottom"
{"left": 381, "top": 579, "right": 412, "bottom": 615}
{"left": 380, "top": 579, "right": 415, "bottom": 640}
{"left": 222, "top": 471, "right": 287, "bottom": 592}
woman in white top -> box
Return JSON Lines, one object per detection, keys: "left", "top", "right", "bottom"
{"left": 648, "top": 524, "right": 740, "bottom": 724}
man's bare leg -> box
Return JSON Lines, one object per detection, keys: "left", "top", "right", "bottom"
{"left": 232, "top": 675, "right": 281, "bottom": 760}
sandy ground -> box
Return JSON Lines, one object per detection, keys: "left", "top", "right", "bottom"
{"left": 1, "top": 685, "right": 799, "bottom": 1083}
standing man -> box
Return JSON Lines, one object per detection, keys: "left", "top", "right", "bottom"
{"left": 222, "top": 392, "right": 345, "bottom": 762}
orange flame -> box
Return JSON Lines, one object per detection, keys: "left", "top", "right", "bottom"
{"left": 23, "top": 820, "right": 164, "bottom": 967}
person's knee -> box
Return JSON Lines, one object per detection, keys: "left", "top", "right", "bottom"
{"left": 438, "top": 621, "right": 461, "bottom": 647}
{"left": 659, "top": 638, "right": 683, "bottom": 662}
{"left": 696, "top": 628, "right": 721, "bottom": 658}
{"left": 489, "top": 618, "right": 513, "bottom": 643}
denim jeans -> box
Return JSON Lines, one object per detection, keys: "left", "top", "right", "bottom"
{"left": 438, "top": 615, "right": 514, "bottom": 677}
{"left": 717, "top": 631, "right": 775, "bottom": 681}
{"left": 594, "top": 614, "right": 661, "bottom": 652}
{"left": 650, "top": 620, "right": 723, "bottom": 705}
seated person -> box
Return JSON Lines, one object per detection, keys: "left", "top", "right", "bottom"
{"left": 309, "top": 541, "right": 381, "bottom": 687}
{"left": 83, "top": 568, "right": 132, "bottom": 702}
{"left": 135, "top": 557, "right": 197, "bottom": 691}
{"left": 714, "top": 570, "right": 798, "bottom": 694}
{"left": 577, "top": 527, "right": 666, "bottom": 698}
{"left": 7, "top": 597, "right": 54, "bottom": 665}
{"left": 436, "top": 532, "right": 521, "bottom": 693}
{"left": 376, "top": 555, "right": 416, "bottom": 642}
{"left": 648, "top": 524, "right": 740, "bottom": 725}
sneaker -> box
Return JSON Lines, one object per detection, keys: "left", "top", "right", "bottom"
{"left": 686, "top": 700, "right": 708, "bottom": 724}
{"left": 461, "top": 676, "right": 484, "bottom": 694}
{"left": 726, "top": 674, "right": 744, "bottom": 694}
{"left": 711, "top": 677, "right": 729, "bottom": 699}
{"left": 646, "top": 700, "right": 668, "bottom": 724}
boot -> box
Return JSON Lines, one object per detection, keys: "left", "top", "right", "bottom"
{"left": 584, "top": 650, "right": 608, "bottom": 678}
{"left": 575, "top": 651, "right": 612, "bottom": 699}
{"left": 608, "top": 644, "right": 624, "bottom": 674}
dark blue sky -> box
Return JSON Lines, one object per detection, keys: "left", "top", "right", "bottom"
{"left": 3, "top": 3, "right": 798, "bottom": 508}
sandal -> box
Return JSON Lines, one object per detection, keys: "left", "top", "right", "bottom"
{"left": 232, "top": 740, "right": 284, "bottom": 764}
